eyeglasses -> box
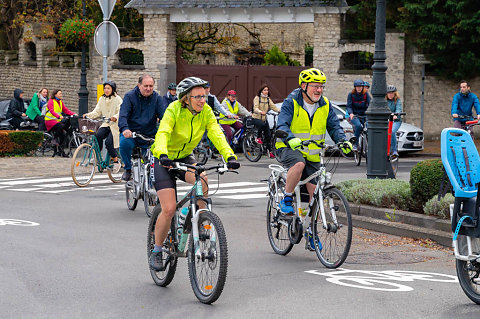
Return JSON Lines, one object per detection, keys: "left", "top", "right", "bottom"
{"left": 228, "top": 95, "right": 237, "bottom": 98}
{"left": 191, "top": 95, "right": 207, "bottom": 101}
{"left": 309, "top": 84, "right": 325, "bottom": 90}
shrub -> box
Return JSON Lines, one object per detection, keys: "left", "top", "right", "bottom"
{"left": 423, "top": 194, "right": 455, "bottom": 219}
{"left": 263, "top": 45, "right": 288, "bottom": 66}
{"left": 59, "top": 19, "right": 95, "bottom": 49}
{"left": 0, "top": 131, "right": 43, "bottom": 156}
{"left": 409, "top": 159, "right": 445, "bottom": 211}
{"left": 337, "top": 179, "right": 412, "bottom": 211}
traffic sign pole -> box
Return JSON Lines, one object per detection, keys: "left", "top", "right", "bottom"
{"left": 97, "top": 0, "right": 118, "bottom": 82}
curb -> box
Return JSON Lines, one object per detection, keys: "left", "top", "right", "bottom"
{"left": 349, "top": 203, "right": 452, "bottom": 247}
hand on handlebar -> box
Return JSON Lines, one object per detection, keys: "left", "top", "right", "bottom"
{"left": 123, "top": 129, "right": 132, "bottom": 138}
{"left": 339, "top": 140, "right": 353, "bottom": 155}
{"left": 160, "top": 154, "right": 174, "bottom": 168}
{"left": 288, "top": 138, "right": 302, "bottom": 150}
{"left": 453, "top": 114, "right": 458, "bottom": 118}
{"left": 226, "top": 156, "right": 240, "bottom": 170}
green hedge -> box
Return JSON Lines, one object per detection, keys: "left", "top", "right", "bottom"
{"left": 0, "top": 131, "right": 43, "bottom": 156}
{"left": 424, "top": 194, "right": 454, "bottom": 219}
{"left": 337, "top": 179, "right": 412, "bottom": 211}
{"left": 409, "top": 159, "right": 445, "bottom": 212}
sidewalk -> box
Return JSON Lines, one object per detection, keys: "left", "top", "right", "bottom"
{"left": 0, "top": 156, "right": 72, "bottom": 179}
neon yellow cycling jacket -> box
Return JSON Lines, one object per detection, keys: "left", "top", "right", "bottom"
{"left": 151, "top": 100, "right": 237, "bottom": 161}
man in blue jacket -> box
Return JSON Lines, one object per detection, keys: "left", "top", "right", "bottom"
{"left": 276, "top": 68, "right": 351, "bottom": 225}
{"left": 162, "top": 82, "right": 177, "bottom": 107}
{"left": 452, "top": 80, "right": 480, "bottom": 135}
{"left": 119, "top": 74, "right": 166, "bottom": 181}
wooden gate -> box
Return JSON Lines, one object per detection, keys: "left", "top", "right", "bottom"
{"left": 176, "top": 62, "right": 304, "bottom": 110}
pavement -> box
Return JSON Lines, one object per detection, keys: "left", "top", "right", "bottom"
{"left": 0, "top": 140, "right": 457, "bottom": 246}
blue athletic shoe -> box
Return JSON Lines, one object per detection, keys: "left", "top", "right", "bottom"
{"left": 279, "top": 196, "right": 294, "bottom": 215}
{"left": 305, "top": 229, "right": 322, "bottom": 251}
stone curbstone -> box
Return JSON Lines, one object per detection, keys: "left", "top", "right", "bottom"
{"left": 349, "top": 202, "right": 452, "bottom": 247}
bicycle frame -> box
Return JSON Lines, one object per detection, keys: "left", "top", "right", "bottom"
{"left": 268, "top": 146, "right": 334, "bottom": 232}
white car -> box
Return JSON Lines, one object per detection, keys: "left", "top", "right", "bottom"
{"left": 331, "top": 101, "right": 424, "bottom": 153}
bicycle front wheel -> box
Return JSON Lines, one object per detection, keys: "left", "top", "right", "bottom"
{"left": 456, "top": 259, "right": 480, "bottom": 304}
{"left": 363, "top": 135, "right": 368, "bottom": 163}
{"left": 125, "top": 181, "right": 138, "bottom": 210}
{"left": 354, "top": 137, "right": 362, "bottom": 166}
{"left": 148, "top": 205, "right": 177, "bottom": 287}
{"left": 35, "top": 133, "right": 55, "bottom": 157}
{"left": 71, "top": 143, "right": 96, "bottom": 187}
{"left": 188, "top": 210, "right": 228, "bottom": 304}
{"left": 143, "top": 164, "right": 159, "bottom": 217}
{"left": 266, "top": 177, "right": 294, "bottom": 255}
{"left": 242, "top": 131, "right": 263, "bottom": 162}
{"left": 312, "top": 187, "right": 352, "bottom": 268}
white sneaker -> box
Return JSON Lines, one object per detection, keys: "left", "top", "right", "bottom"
{"left": 112, "top": 162, "right": 121, "bottom": 174}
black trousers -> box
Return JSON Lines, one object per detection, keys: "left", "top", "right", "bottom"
{"left": 96, "top": 126, "right": 117, "bottom": 158}
{"left": 251, "top": 118, "right": 271, "bottom": 147}
{"left": 49, "top": 122, "right": 67, "bottom": 146}
{"left": 9, "top": 117, "right": 23, "bottom": 129}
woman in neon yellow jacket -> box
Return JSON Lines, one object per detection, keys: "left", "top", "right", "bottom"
{"left": 149, "top": 77, "right": 240, "bottom": 272}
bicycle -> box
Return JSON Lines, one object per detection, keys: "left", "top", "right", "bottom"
{"left": 350, "top": 115, "right": 368, "bottom": 166}
{"left": 454, "top": 115, "right": 477, "bottom": 139}
{"left": 242, "top": 112, "right": 279, "bottom": 162}
{"left": 125, "top": 132, "right": 158, "bottom": 217}
{"left": 266, "top": 130, "right": 352, "bottom": 268}
{"left": 34, "top": 131, "right": 56, "bottom": 157}
{"left": 70, "top": 118, "right": 123, "bottom": 187}
{"left": 193, "top": 117, "right": 246, "bottom": 165}
{"left": 388, "top": 112, "right": 406, "bottom": 177}
{"left": 441, "top": 124, "right": 480, "bottom": 304}
{"left": 147, "top": 161, "right": 235, "bottom": 304}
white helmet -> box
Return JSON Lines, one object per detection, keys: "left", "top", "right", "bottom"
{"left": 176, "top": 77, "right": 208, "bottom": 99}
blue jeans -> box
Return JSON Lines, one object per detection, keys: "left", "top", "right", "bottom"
{"left": 119, "top": 134, "right": 149, "bottom": 170}
{"left": 351, "top": 117, "right": 366, "bottom": 145}
{"left": 390, "top": 121, "right": 401, "bottom": 154}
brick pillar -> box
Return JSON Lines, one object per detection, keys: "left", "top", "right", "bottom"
{"left": 313, "top": 13, "right": 341, "bottom": 75}
{"left": 143, "top": 14, "right": 176, "bottom": 92}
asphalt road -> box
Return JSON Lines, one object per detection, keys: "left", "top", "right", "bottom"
{"left": 1, "top": 155, "right": 479, "bottom": 318}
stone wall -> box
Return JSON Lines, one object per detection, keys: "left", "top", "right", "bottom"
{"left": 184, "top": 22, "right": 313, "bottom": 66}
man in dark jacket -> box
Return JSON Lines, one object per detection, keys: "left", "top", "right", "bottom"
{"left": 6, "top": 88, "right": 26, "bottom": 129}
{"left": 118, "top": 74, "right": 166, "bottom": 181}
{"left": 162, "top": 82, "right": 177, "bottom": 107}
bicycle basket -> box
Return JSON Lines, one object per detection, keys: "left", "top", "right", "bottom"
{"left": 78, "top": 118, "right": 101, "bottom": 135}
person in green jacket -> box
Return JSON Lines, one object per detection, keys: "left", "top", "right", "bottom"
{"left": 26, "top": 88, "right": 48, "bottom": 131}
{"left": 149, "top": 76, "right": 240, "bottom": 272}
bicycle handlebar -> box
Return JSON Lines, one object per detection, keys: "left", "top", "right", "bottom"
{"left": 131, "top": 132, "right": 155, "bottom": 144}
{"left": 172, "top": 161, "right": 230, "bottom": 174}
{"left": 465, "top": 120, "right": 479, "bottom": 126}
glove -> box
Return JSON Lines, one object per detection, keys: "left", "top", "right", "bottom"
{"left": 288, "top": 138, "right": 302, "bottom": 150}
{"left": 339, "top": 140, "right": 353, "bottom": 155}
{"left": 159, "top": 154, "right": 173, "bottom": 167}
{"left": 226, "top": 156, "right": 240, "bottom": 169}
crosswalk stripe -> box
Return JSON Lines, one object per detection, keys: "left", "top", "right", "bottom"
{"left": 9, "top": 188, "right": 44, "bottom": 192}
{"left": 0, "top": 175, "right": 112, "bottom": 186}
{"left": 218, "top": 194, "right": 268, "bottom": 200}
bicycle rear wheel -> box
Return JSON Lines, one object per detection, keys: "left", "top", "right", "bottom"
{"left": 35, "top": 133, "right": 55, "bottom": 157}
{"left": 354, "top": 136, "right": 362, "bottom": 166}
{"left": 148, "top": 205, "right": 177, "bottom": 287}
{"left": 242, "top": 131, "right": 263, "bottom": 162}
{"left": 67, "top": 133, "right": 86, "bottom": 158}
{"left": 312, "top": 187, "right": 352, "bottom": 268}
{"left": 456, "top": 259, "right": 480, "bottom": 304}
{"left": 143, "top": 164, "right": 159, "bottom": 218}
{"left": 71, "top": 143, "right": 96, "bottom": 187}
{"left": 266, "top": 176, "right": 294, "bottom": 255}
{"left": 188, "top": 210, "right": 228, "bottom": 304}
{"left": 390, "top": 155, "right": 399, "bottom": 176}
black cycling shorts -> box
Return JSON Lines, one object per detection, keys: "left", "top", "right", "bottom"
{"left": 153, "top": 154, "right": 197, "bottom": 191}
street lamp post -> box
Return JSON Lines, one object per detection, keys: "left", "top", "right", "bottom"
{"left": 366, "top": 0, "right": 390, "bottom": 179}
{"left": 78, "top": 0, "right": 89, "bottom": 115}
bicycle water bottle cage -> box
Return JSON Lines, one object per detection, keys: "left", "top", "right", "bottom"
{"left": 441, "top": 128, "right": 480, "bottom": 236}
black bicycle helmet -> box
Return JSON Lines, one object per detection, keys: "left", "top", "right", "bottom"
{"left": 387, "top": 85, "right": 397, "bottom": 93}
{"left": 103, "top": 81, "right": 117, "bottom": 94}
{"left": 167, "top": 82, "right": 177, "bottom": 90}
{"left": 353, "top": 79, "right": 364, "bottom": 87}
{"left": 176, "top": 77, "right": 208, "bottom": 99}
